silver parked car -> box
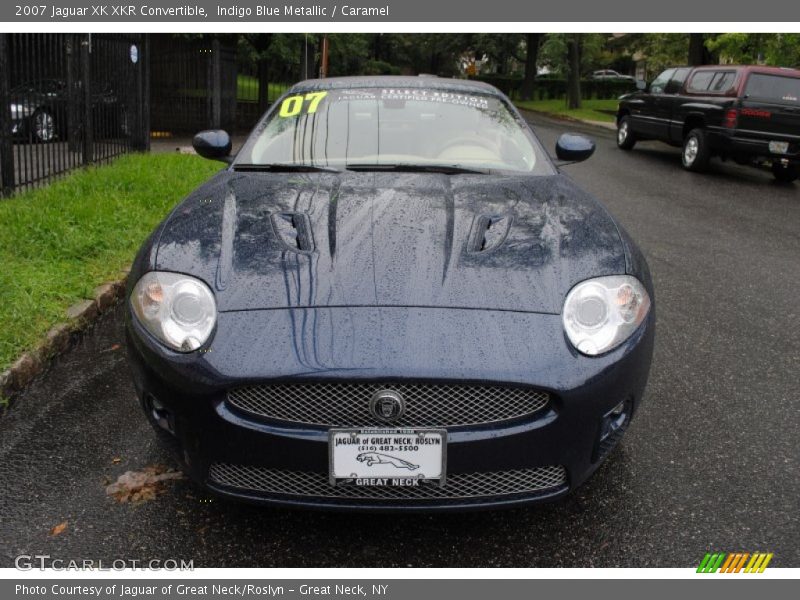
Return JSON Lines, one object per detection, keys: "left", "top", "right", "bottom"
{"left": 591, "top": 69, "right": 635, "bottom": 82}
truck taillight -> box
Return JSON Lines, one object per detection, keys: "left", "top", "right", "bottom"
{"left": 723, "top": 108, "right": 739, "bottom": 128}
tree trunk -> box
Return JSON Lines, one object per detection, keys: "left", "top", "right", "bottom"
{"left": 520, "top": 33, "right": 542, "bottom": 101}
{"left": 246, "top": 34, "right": 273, "bottom": 113}
{"left": 257, "top": 59, "right": 270, "bottom": 114}
{"left": 303, "top": 37, "right": 316, "bottom": 79}
{"left": 688, "top": 34, "right": 709, "bottom": 66}
{"left": 566, "top": 35, "right": 582, "bottom": 110}
{"left": 429, "top": 50, "right": 439, "bottom": 75}
{"left": 497, "top": 50, "right": 507, "bottom": 76}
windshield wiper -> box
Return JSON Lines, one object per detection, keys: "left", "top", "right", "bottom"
{"left": 345, "top": 163, "right": 488, "bottom": 174}
{"left": 233, "top": 163, "right": 341, "bottom": 173}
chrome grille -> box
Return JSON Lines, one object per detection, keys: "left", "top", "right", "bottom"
{"left": 208, "top": 464, "right": 567, "bottom": 500}
{"left": 226, "top": 382, "right": 549, "bottom": 428}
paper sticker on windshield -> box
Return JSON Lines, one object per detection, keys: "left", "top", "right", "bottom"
{"left": 380, "top": 89, "right": 490, "bottom": 109}
{"left": 278, "top": 91, "right": 329, "bottom": 117}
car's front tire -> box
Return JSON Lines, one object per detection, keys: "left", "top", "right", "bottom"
{"left": 616, "top": 116, "right": 636, "bottom": 150}
{"left": 31, "top": 109, "right": 56, "bottom": 143}
{"left": 772, "top": 162, "right": 798, "bottom": 183}
{"left": 681, "top": 128, "right": 711, "bottom": 172}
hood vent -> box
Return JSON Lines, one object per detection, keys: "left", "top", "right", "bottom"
{"left": 468, "top": 214, "right": 512, "bottom": 253}
{"left": 270, "top": 212, "right": 315, "bottom": 254}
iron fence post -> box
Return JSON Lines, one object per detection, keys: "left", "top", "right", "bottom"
{"left": 139, "top": 33, "right": 150, "bottom": 151}
{"left": 211, "top": 38, "right": 222, "bottom": 129}
{"left": 66, "top": 34, "right": 81, "bottom": 154}
{"left": 81, "top": 33, "right": 93, "bottom": 165}
{"left": 0, "top": 33, "right": 15, "bottom": 196}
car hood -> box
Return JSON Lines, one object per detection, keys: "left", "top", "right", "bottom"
{"left": 154, "top": 170, "right": 625, "bottom": 314}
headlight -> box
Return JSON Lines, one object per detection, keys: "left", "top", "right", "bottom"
{"left": 130, "top": 272, "right": 217, "bottom": 352}
{"left": 10, "top": 103, "right": 32, "bottom": 118}
{"left": 562, "top": 275, "right": 651, "bottom": 356}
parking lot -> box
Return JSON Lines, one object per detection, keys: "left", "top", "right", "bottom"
{"left": 1, "top": 112, "right": 798, "bottom": 568}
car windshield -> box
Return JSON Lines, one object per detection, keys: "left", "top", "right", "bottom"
{"left": 745, "top": 73, "right": 800, "bottom": 104}
{"left": 236, "top": 87, "right": 550, "bottom": 174}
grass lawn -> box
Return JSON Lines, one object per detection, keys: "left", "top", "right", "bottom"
{"left": 176, "top": 78, "right": 291, "bottom": 103}
{"left": 236, "top": 76, "right": 291, "bottom": 103}
{"left": 515, "top": 99, "right": 619, "bottom": 124}
{"left": 0, "top": 153, "right": 220, "bottom": 373}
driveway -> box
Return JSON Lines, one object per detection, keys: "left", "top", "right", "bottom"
{"left": 1, "top": 112, "right": 798, "bottom": 568}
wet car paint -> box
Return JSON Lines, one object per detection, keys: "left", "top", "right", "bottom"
{"left": 152, "top": 171, "right": 629, "bottom": 314}
{"left": 125, "top": 77, "right": 655, "bottom": 509}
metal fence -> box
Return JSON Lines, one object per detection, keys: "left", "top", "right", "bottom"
{"left": 0, "top": 33, "right": 149, "bottom": 197}
{"left": 150, "top": 36, "right": 237, "bottom": 135}
{"left": 0, "top": 33, "right": 315, "bottom": 196}
{"left": 150, "top": 35, "right": 304, "bottom": 136}
{"left": 235, "top": 60, "right": 296, "bottom": 133}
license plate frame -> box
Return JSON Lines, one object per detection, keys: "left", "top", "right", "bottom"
{"left": 769, "top": 141, "right": 789, "bottom": 154}
{"left": 328, "top": 428, "right": 447, "bottom": 487}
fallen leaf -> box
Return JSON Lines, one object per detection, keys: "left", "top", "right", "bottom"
{"left": 105, "top": 465, "right": 184, "bottom": 504}
{"left": 110, "top": 344, "right": 121, "bottom": 351}
{"left": 50, "top": 521, "right": 68, "bottom": 536}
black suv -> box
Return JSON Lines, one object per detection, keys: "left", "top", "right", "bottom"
{"left": 616, "top": 65, "right": 800, "bottom": 182}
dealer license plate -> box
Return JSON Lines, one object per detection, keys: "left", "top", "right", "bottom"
{"left": 329, "top": 428, "right": 446, "bottom": 486}
{"left": 769, "top": 141, "right": 789, "bottom": 154}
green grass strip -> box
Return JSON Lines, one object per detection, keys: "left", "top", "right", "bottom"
{"left": 0, "top": 152, "right": 220, "bottom": 372}
{"left": 515, "top": 98, "right": 619, "bottom": 124}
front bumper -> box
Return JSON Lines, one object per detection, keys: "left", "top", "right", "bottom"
{"left": 125, "top": 305, "right": 655, "bottom": 511}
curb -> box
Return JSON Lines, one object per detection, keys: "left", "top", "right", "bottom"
{"left": 517, "top": 107, "right": 617, "bottom": 132}
{"left": 0, "top": 266, "right": 131, "bottom": 405}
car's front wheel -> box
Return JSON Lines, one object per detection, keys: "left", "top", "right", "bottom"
{"left": 616, "top": 116, "right": 636, "bottom": 150}
{"left": 682, "top": 128, "right": 711, "bottom": 172}
{"left": 772, "top": 162, "right": 798, "bottom": 183}
{"left": 31, "top": 109, "right": 56, "bottom": 143}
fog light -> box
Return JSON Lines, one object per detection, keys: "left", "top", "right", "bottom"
{"left": 145, "top": 393, "right": 175, "bottom": 435}
{"left": 600, "top": 401, "right": 628, "bottom": 442}
{"left": 594, "top": 399, "right": 632, "bottom": 463}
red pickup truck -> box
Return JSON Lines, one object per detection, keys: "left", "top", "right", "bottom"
{"left": 616, "top": 65, "right": 800, "bottom": 182}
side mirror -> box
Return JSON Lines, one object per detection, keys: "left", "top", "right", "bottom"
{"left": 555, "top": 133, "right": 595, "bottom": 163}
{"left": 636, "top": 79, "right": 647, "bottom": 91}
{"left": 192, "top": 129, "right": 232, "bottom": 162}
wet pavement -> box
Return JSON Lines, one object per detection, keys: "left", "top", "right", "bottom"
{"left": 1, "top": 113, "right": 798, "bottom": 567}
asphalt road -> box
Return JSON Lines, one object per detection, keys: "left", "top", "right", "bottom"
{"left": 1, "top": 113, "right": 798, "bottom": 568}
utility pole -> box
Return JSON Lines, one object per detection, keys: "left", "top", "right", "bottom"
{"left": 319, "top": 35, "right": 329, "bottom": 78}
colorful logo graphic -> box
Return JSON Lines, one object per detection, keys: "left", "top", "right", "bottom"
{"left": 697, "top": 552, "right": 773, "bottom": 573}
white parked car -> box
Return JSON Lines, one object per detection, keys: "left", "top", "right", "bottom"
{"left": 591, "top": 69, "right": 635, "bottom": 81}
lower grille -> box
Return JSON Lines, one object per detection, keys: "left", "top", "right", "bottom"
{"left": 208, "top": 463, "right": 567, "bottom": 501}
{"left": 226, "top": 381, "right": 550, "bottom": 428}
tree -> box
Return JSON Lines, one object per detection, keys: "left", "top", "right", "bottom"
{"left": 624, "top": 33, "right": 687, "bottom": 78}
{"left": 566, "top": 34, "right": 583, "bottom": 109}
{"left": 469, "top": 33, "right": 525, "bottom": 75}
{"left": 241, "top": 34, "right": 273, "bottom": 113}
{"left": 379, "top": 34, "right": 468, "bottom": 76}
{"left": 705, "top": 33, "right": 800, "bottom": 67}
{"left": 539, "top": 33, "right": 606, "bottom": 76}
{"left": 326, "top": 34, "right": 372, "bottom": 76}
{"left": 520, "top": 34, "right": 544, "bottom": 101}
{"left": 688, "top": 34, "right": 713, "bottom": 66}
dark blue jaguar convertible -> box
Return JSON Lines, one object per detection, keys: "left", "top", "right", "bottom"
{"left": 125, "top": 76, "right": 654, "bottom": 510}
